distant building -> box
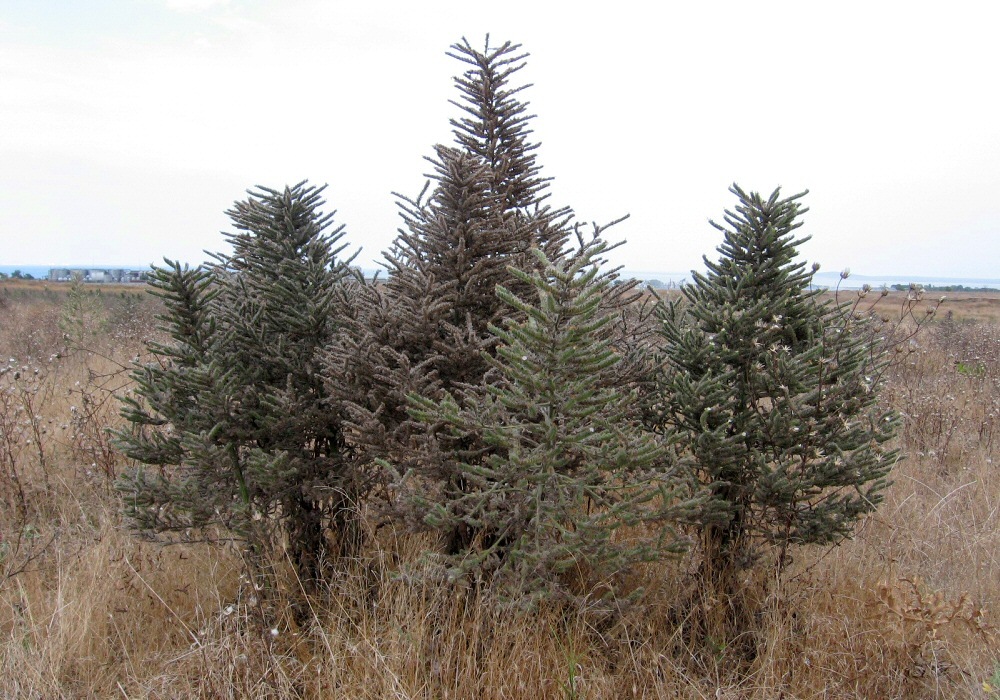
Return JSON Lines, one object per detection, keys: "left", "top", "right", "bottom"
{"left": 48, "top": 268, "right": 150, "bottom": 283}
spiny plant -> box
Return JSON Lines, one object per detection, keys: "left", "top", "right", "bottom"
{"left": 115, "top": 182, "right": 358, "bottom": 589}
{"left": 650, "top": 184, "right": 901, "bottom": 631}
{"left": 398, "top": 232, "right": 700, "bottom": 602}
{"left": 326, "top": 37, "right": 585, "bottom": 552}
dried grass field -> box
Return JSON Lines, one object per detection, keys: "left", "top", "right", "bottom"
{"left": 1, "top": 282, "right": 997, "bottom": 699}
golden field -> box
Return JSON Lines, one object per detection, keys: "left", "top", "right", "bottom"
{"left": 1, "top": 281, "right": 997, "bottom": 699}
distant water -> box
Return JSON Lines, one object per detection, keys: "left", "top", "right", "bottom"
{"left": 0, "top": 265, "right": 154, "bottom": 280}
{"left": 0, "top": 265, "right": 52, "bottom": 279}
{"left": 3, "top": 265, "right": 998, "bottom": 291}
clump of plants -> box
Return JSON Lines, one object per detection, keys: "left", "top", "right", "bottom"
{"left": 114, "top": 40, "right": 912, "bottom": 645}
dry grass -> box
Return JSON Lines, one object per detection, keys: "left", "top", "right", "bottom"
{"left": 1, "top": 285, "right": 997, "bottom": 698}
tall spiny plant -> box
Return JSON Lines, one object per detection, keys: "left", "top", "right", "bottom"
{"left": 115, "top": 262, "right": 227, "bottom": 524}
{"left": 326, "top": 38, "right": 583, "bottom": 550}
{"left": 650, "top": 184, "right": 900, "bottom": 623}
{"left": 117, "top": 182, "right": 357, "bottom": 588}
{"left": 359, "top": 38, "right": 650, "bottom": 553}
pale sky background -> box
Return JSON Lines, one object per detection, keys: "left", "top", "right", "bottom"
{"left": 1, "top": 1, "right": 998, "bottom": 279}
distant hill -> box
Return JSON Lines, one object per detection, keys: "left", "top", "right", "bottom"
{"left": 621, "top": 269, "right": 1000, "bottom": 292}
{"left": 810, "top": 271, "right": 1000, "bottom": 291}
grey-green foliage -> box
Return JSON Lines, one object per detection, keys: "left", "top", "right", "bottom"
{"left": 402, "top": 233, "right": 700, "bottom": 601}
{"left": 116, "top": 182, "right": 357, "bottom": 585}
{"left": 651, "top": 184, "right": 899, "bottom": 581}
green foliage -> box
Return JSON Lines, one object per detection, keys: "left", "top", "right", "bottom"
{"left": 115, "top": 182, "right": 358, "bottom": 586}
{"left": 985, "top": 663, "right": 1000, "bottom": 697}
{"left": 399, "top": 234, "right": 699, "bottom": 600}
{"left": 956, "top": 360, "right": 986, "bottom": 377}
{"left": 651, "top": 185, "right": 899, "bottom": 584}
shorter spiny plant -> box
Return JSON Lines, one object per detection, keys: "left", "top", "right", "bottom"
{"left": 650, "top": 184, "right": 904, "bottom": 642}
{"left": 115, "top": 182, "right": 359, "bottom": 592}
{"left": 398, "top": 231, "right": 701, "bottom": 602}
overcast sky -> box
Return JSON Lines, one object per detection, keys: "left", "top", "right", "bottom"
{"left": 2, "top": 1, "right": 998, "bottom": 279}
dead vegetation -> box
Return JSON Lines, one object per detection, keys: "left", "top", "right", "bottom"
{"left": 0, "top": 284, "right": 997, "bottom": 699}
